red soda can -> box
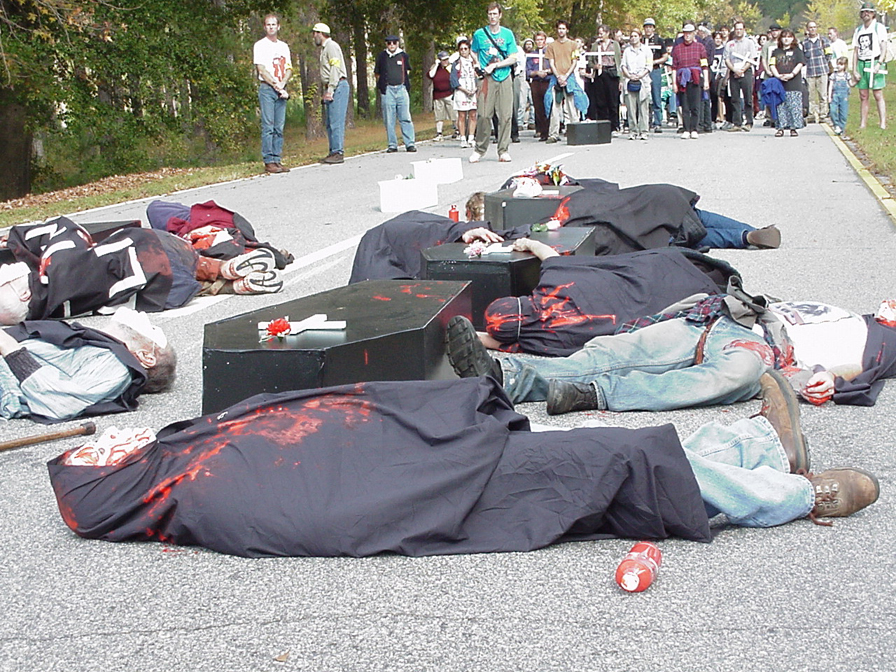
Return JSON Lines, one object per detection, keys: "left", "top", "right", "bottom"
{"left": 615, "top": 541, "right": 662, "bottom": 593}
{"left": 448, "top": 204, "right": 459, "bottom": 222}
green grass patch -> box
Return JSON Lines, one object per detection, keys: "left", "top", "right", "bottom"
{"left": 845, "top": 84, "right": 896, "bottom": 185}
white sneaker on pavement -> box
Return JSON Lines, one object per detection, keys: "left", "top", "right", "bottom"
{"left": 499, "top": 152, "right": 512, "bottom": 162}
{"left": 469, "top": 151, "right": 482, "bottom": 163}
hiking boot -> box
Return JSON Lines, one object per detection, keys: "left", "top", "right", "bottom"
{"left": 546, "top": 380, "right": 600, "bottom": 415}
{"left": 321, "top": 152, "right": 344, "bottom": 164}
{"left": 445, "top": 316, "right": 502, "bottom": 383}
{"left": 746, "top": 225, "right": 782, "bottom": 249}
{"left": 264, "top": 163, "right": 282, "bottom": 174}
{"left": 276, "top": 163, "right": 290, "bottom": 172}
{"left": 758, "top": 370, "right": 810, "bottom": 473}
{"left": 807, "top": 468, "right": 880, "bottom": 524}
{"left": 233, "top": 270, "right": 284, "bottom": 294}
{"left": 221, "top": 248, "right": 276, "bottom": 279}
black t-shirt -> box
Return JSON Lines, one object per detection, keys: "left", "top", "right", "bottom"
{"left": 772, "top": 46, "right": 806, "bottom": 92}
{"left": 646, "top": 34, "right": 665, "bottom": 69}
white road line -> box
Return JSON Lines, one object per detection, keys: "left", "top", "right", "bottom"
{"left": 544, "top": 152, "right": 574, "bottom": 163}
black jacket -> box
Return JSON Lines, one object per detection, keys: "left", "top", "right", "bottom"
{"left": 374, "top": 49, "right": 411, "bottom": 94}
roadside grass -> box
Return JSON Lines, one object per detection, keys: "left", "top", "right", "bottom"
{"left": 0, "top": 113, "right": 438, "bottom": 228}
{"left": 846, "top": 85, "right": 896, "bottom": 187}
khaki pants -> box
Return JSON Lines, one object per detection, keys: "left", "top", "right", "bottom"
{"left": 548, "top": 86, "right": 578, "bottom": 139}
{"left": 475, "top": 75, "right": 513, "bottom": 155}
{"left": 807, "top": 73, "right": 828, "bottom": 121}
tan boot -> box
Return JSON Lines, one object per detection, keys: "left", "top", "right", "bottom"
{"left": 758, "top": 370, "right": 809, "bottom": 473}
{"left": 807, "top": 468, "right": 880, "bottom": 525}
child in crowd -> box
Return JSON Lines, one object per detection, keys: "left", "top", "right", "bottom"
{"left": 828, "top": 56, "right": 852, "bottom": 136}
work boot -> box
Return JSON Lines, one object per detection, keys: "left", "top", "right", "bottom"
{"left": 445, "top": 316, "right": 502, "bottom": 383}
{"left": 264, "top": 163, "right": 281, "bottom": 174}
{"left": 275, "top": 163, "right": 290, "bottom": 173}
{"left": 745, "top": 225, "right": 782, "bottom": 249}
{"left": 758, "top": 370, "right": 810, "bottom": 473}
{"left": 806, "top": 468, "right": 880, "bottom": 525}
{"left": 546, "top": 380, "right": 600, "bottom": 416}
{"left": 321, "top": 152, "right": 344, "bottom": 164}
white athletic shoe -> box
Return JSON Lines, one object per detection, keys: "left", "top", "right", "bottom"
{"left": 469, "top": 151, "right": 482, "bottom": 163}
{"left": 681, "top": 131, "right": 690, "bottom": 139}
{"left": 690, "top": 131, "right": 699, "bottom": 139}
{"left": 499, "top": 152, "right": 512, "bottom": 162}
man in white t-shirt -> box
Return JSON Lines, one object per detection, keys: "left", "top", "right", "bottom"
{"left": 253, "top": 14, "right": 293, "bottom": 174}
{"left": 851, "top": 1, "right": 890, "bottom": 129}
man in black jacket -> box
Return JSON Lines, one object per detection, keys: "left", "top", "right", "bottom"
{"left": 374, "top": 35, "right": 417, "bottom": 152}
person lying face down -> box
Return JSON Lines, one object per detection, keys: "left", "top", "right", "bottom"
{"left": 0, "top": 307, "right": 176, "bottom": 423}
{"left": 48, "top": 377, "right": 878, "bottom": 558}
{"left": 0, "top": 216, "right": 284, "bottom": 326}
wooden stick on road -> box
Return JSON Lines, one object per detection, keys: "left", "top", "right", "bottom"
{"left": 0, "top": 421, "right": 97, "bottom": 453}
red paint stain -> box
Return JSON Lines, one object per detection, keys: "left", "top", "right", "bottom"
{"left": 371, "top": 295, "right": 392, "bottom": 301}
{"left": 364, "top": 349, "right": 369, "bottom": 365}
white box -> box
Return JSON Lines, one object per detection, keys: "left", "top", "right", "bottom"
{"left": 378, "top": 178, "right": 439, "bottom": 213}
{"left": 411, "top": 158, "right": 463, "bottom": 184}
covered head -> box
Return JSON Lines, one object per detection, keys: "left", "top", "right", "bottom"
{"left": 484, "top": 296, "right": 538, "bottom": 344}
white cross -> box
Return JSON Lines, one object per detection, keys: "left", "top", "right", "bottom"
{"left": 258, "top": 313, "right": 347, "bottom": 336}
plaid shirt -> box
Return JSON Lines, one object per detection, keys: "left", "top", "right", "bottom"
{"left": 670, "top": 40, "right": 708, "bottom": 86}
{"left": 801, "top": 36, "right": 831, "bottom": 77}
{"left": 617, "top": 294, "right": 794, "bottom": 369}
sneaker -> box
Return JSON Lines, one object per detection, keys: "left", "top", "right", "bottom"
{"left": 445, "top": 316, "right": 503, "bottom": 382}
{"left": 833, "top": 126, "right": 842, "bottom": 135}
{"left": 499, "top": 152, "right": 512, "bottom": 162}
{"left": 690, "top": 131, "right": 699, "bottom": 139}
{"left": 511, "top": 136, "right": 521, "bottom": 143}
{"left": 653, "top": 126, "right": 662, "bottom": 134}
{"left": 321, "top": 153, "right": 344, "bottom": 164}
{"left": 629, "top": 133, "right": 638, "bottom": 140}
{"left": 681, "top": 131, "right": 690, "bottom": 140}
{"left": 745, "top": 225, "right": 782, "bottom": 249}
{"left": 545, "top": 136, "right": 560, "bottom": 144}
{"left": 758, "top": 370, "right": 809, "bottom": 473}
{"left": 640, "top": 134, "right": 648, "bottom": 141}
{"left": 386, "top": 147, "right": 398, "bottom": 153}
{"left": 469, "top": 151, "right": 482, "bottom": 163}
{"left": 233, "top": 270, "right": 284, "bottom": 294}
{"left": 727, "top": 125, "right": 743, "bottom": 132}
{"left": 546, "top": 380, "right": 600, "bottom": 416}
{"left": 806, "top": 468, "right": 880, "bottom": 524}
{"left": 459, "top": 138, "right": 468, "bottom": 148}
{"left": 222, "top": 248, "right": 276, "bottom": 279}
{"left": 434, "top": 133, "right": 444, "bottom": 142}
{"left": 406, "top": 146, "right": 417, "bottom": 152}
{"left": 743, "top": 124, "right": 752, "bottom": 132}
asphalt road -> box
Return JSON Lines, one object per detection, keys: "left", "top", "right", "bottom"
{"left": 1, "top": 121, "right": 894, "bottom": 672}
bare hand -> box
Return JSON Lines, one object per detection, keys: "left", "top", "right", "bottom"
{"left": 322, "top": 91, "right": 334, "bottom": 102}
{"left": 800, "top": 371, "right": 836, "bottom": 405}
{"left": 462, "top": 228, "right": 504, "bottom": 244}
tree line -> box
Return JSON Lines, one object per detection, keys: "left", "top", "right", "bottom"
{"left": 1, "top": 0, "right": 869, "bottom": 200}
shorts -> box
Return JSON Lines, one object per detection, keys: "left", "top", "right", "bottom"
{"left": 433, "top": 97, "right": 457, "bottom": 122}
{"left": 857, "top": 60, "right": 887, "bottom": 90}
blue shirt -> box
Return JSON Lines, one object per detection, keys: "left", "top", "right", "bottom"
{"left": 0, "top": 339, "right": 131, "bottom": 420}
{"left": 471, "top": 25, "right": 517, "bottom": 83}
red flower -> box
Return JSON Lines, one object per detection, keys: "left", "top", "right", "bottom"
{"left": 266, "top": 318, "right": 291, "bottom": 338}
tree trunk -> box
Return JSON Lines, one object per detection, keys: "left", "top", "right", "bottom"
{"left": 335, "top": 28, "right": 355, "bottom": 129}
{"left": 0, "top": 88, "right": 33, "bottom": 201}
{"left": 422, "top": 42, "right": 435, "bottom": 113}
{"left": 298, "top": 53, "right": 325, "bottom": 140}
{"left": 353, "top": 19, "right": 370, "bottom": 118}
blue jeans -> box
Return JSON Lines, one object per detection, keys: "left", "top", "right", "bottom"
{"left": 382, "top": 85, "right": 416, "bottom": 149}
{"left": 830, "top": 89, "right": 849, "bottom": 131}
{"left": 258, "top": 84, "right": 286, "bottom": 164}
{"left": 694, "top": 208, "right": 756, "bottom": 248}
{"left": 324, "top": 79, "right": 350, "bottom": 155}
{"left": 502, "top": 316, "right": 767, "bottom": 411}
{"left": 650, "top": 68, "right": 663, "bottom": 127}
{"left": 685, "top": 417, "right": 814, "bottom": 527}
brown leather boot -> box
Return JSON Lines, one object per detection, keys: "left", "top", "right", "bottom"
{"left": 807, "top": 468, "right": 880, "bottom": 525}
{"left": 758, "top": 370, "right": 809, "bottom": 473}
{"left": 745, "top": 225, "right": 781, "bottom": 249}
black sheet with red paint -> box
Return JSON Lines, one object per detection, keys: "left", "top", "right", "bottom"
{"left": 47, "top": 378, "right": 710, "bottom": 557}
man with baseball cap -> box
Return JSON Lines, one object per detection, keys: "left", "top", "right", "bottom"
{"left": 671, "top": 22, "right": 710, "bottom": 139}
{"left": 312, "top": 22, "right": 349, "bottom": 163}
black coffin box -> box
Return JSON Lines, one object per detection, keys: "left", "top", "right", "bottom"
{"left": 202, "top": 280, "right": 471, "bottom": 414}
{"left": 420, "top": 228, "right": 595, "bottom": 329}
{"left": 0, "top": 219, "right": 142, "bottom": 264}
{"left": 484, "top": 185, "right": 582, "bottom": 230}
{"left": 566, "top": 120, "right": 611, "bottom": 145}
